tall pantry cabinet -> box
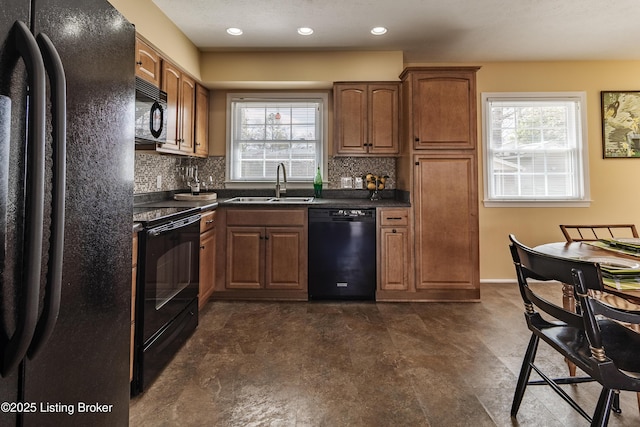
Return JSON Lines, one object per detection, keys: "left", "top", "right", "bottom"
{"left": 396, "top": 67, "right": 480, "bottom": 301}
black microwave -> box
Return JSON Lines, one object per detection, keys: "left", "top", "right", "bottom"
{"left": 135, "top": 76, "right": 167, "bottom": 146}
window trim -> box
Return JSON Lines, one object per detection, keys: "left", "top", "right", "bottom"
{"left": 225, "top": 92, "right": 329, "bottom": 189}
{"left": 481, "top": 91, "right": 591, "bottom": 208}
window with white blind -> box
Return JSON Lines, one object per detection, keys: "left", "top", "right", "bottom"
{"left": 482, "top": 92, "right": 590, "bottom": 207}
{"left": 226, "top": 93, "right": 327, "bottom": 186}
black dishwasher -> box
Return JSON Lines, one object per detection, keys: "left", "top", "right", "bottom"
{"left": 308, "top": 208, "right": 376, "bottom": 300}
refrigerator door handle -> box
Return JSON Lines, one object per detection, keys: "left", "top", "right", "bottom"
{"left": 28, "top": 33, "right": 67, "bottom": 359}
{"left": 1, "top": 21, "right": 47, "bottom": 377}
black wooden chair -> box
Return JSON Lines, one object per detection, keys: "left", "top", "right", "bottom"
{"left": 559, "top": 224, "right": 639, "bottom": 242}
{"left": 509, "top": 234, "right": 640, "bottom": 426}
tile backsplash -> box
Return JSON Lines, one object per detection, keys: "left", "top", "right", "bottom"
{"left": 134, "top": 152, "right": 395, "bottom": 194}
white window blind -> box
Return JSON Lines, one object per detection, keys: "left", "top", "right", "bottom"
{"left": 228, "top": 96, "right": 324, "bottom": 182}
{"left": 482, "top": 92, "right": 590, "bottom": 207}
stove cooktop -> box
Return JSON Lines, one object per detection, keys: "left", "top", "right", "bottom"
{"left": 133, "top": 206, "right": 199, "bottom": 227}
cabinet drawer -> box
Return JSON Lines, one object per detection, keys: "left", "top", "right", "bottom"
{"left": 379, "top": 209, "right": 409, "bottom": 226}
{"left": 200, "top": 210, "right": 217, "bottom": 233}
{"left": 226, "top": 209, "right": 306, "bottom": 227}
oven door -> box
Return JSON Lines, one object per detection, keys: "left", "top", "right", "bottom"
{"left": 141, "top": 213, "right": 200, "bottom": 343}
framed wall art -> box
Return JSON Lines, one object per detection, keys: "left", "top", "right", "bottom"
{"left": 602, "top": 90, "right": 640, "bottom": 158}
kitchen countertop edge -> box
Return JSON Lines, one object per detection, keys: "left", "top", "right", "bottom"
{"left": 218, "top": 198, "right": 410, "bottom": 208}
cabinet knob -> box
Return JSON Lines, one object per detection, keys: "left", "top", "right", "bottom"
{"left": 414, "top": 137, "right": 419, "bottom": 142}
{"left": 392, "top": 229, "right": 397, "bottom": 233}
{"left": 135, "top": 61, "right": 142, "bottom": 66}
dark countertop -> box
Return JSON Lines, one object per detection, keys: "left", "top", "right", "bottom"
{"left": 218, "top": 197, "right": 409, "bottom": 209}
{"left": 133, "top": 189, "right": 410, "bottom": 214}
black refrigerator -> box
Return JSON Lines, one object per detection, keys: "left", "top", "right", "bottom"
{"left": 0, "top": 0, "right": 135, "bottom": 425}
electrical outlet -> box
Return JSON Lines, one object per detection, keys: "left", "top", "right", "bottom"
{"left": 156, "top": 175, "right": 162, "bottom": 190}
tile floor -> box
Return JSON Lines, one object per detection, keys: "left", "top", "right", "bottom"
{"left": 129, "top": 283, "right": 640, "bottom": 426}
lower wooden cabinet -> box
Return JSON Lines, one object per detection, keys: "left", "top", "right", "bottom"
{"left": 217, "top": 208, "right": 308, "bottom": 300}
{"left": 130, "top": 230, "right": 138, "bottom": 382}
{"left": 199, "top": 210, "right": 217, "bottom": 309}
{"left": 413, "top": 152, "right": 479, "bottom": 300}
{"left": 376, "top": 208, "right": 413, "bottom": 300}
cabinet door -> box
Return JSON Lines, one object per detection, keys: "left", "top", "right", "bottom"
{"left": 226, "top": 227, "right": 263, "bottom": 289}
{"left": 194, "top": 84, "right": 209, "bottom": 158}
{"left": 265, "top": 227, "right": 305, "bottom": 290}
{"left": 379, "top": 226, "right": 410, "bottom": 291}
{"left": 334, "top": 84, "right": 367, "bottom": 154}
{"left": 161, "top": 61, "right": 181, "bottom": 152}
{"left": 413, "top": 152, "right": 479, "bottom": 293}
{"left": 135, "top": 38, "right": 160, "bottom": 86}
{"left": 368, "top": 84, "right": 399, "bottom": 155}
{"left": 179, "top": 73, "right": 196, "bottom": 154}
{"left": 199, "top": 227, "right": 216, "bottom": 308}
{"left": 412, "top": 71, "right": 476, "bottom": 150}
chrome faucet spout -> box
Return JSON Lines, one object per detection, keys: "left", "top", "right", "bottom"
{"left": 276, "top": 163, "right": 287, "bottom": 198}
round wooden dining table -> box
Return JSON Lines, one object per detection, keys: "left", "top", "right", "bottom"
{"left": 534, "top": 241, "right": 640, "bottom": 304}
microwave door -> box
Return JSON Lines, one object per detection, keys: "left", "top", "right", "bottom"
{"left": 149, "top": 100, "right": 164, "bottom": 139}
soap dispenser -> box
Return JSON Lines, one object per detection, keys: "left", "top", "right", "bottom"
{"left": 313, "top": 167, "right": 323, "bottom": 198}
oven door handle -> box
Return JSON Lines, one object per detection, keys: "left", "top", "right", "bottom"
{"left": 147, "top": 213, "right": 201, "bottom": 237}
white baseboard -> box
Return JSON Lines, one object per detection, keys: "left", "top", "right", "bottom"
{"left": 480, "top": 279, "right": 517, "bottom": 284}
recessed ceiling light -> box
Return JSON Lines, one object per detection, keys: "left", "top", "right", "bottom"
{"left": 297, "top": 27, "right": 314, "bottom": 36}
{"left": 371, "top": 26, "right": 388, "bottom": 36}
{"left": 226, "top": 27, "right": 243, "bottom": 36}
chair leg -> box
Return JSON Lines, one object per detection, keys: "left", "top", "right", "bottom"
{"left": 511, "top": 334, "right": 539, "bottom": 417}
{"left": 611, "top": 391, "right": 621, "bottom": 414}
{"left": 591, "top": 388, "right": 615, "bottom": 427}
{"left": 561, "top": 284, "right": 578, "bottom": 378}
{"left": 637, "top": 392, "right": 640, "bottom": 414}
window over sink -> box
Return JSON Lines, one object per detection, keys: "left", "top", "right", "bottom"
{"left": 226, "top": 92, "right": 328, "bottom": 188}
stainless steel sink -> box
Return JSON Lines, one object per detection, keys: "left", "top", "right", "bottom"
{"left": 269, "top": 197, "right": 315, "bottom": 203}
{"left": 224, "top": 196, "right": 315, "bottom": 204}
{"left": 225, "top": 197, "right": 275, "bottom": 203}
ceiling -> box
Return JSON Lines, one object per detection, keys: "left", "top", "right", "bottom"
{"left": 153, "top": 0, "right": 640, "bottom": 63}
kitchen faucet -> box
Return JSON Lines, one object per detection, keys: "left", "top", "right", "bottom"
{"left": 275, "top": 163, "right": 287, "bottom": 198}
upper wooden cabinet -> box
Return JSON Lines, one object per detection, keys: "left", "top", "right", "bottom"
{"left": 194, "top": 84, "right": 209, "bottom": 158}
{"left": 135, "top": 35, "right": 208, "bottom": 158}
{"left": 333, "top": 82, "right": 400, "bottom": 156}
{"left": 161, "top": 60, "right": 195, "bottom": 155}
{"left": 135, "top": 38, "right": 160, "bottom": 86}
{"left": 399, "top": 67, "right": 478, "bottom": 150}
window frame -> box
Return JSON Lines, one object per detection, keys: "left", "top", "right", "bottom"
{"left": 481, "top": 91, "right": 591, "bottom": 208}
{"left": 225, "top": 92, "right": 328, "bottom": 189}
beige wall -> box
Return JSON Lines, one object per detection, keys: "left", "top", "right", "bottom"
{"left": 474, "top": 61, "right": 640, "bottom": 280}
{"left": 200, "top": 51, "right": 404, "bottom": 89}
{"left": 110, "top": 2, "right": 640, "bottom": 282}
{"left": 108, "top": 0, "right": 201, "bottom": 79}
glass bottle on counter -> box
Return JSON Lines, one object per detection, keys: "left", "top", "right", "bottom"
{"left": 314, "top": 167, "right": 323, "bottom": 198}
